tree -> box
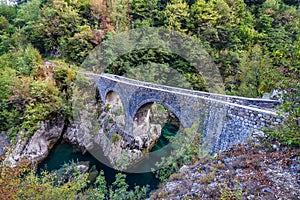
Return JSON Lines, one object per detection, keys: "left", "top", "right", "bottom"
{"left": 32, "top": 0, "right": 81, "bottom": 54}
{"left": 14, "top": 0, "right": 41, "bottom": 28}
{"left": 0, "top": 15, "right": 15, "bottom": 55}
{"left": 282, "top": 0, "right": 300, "bottom": 6}
{"left": 109, "top": 173, "right": 129, "bottom": 200}
{"left": 108, "top": 0, "right": 131, "bottom": 32}
{"left": 59, "top": 25, "right": 95, "bottom": 63}
{"left": 0, "top": 67, "right": 21, "bottom": 133}
{"left": 28, "top": 0, "right": 99, "bottom": 63}
{"left": 237, "top": 44, "right": 272, "bottom": 97}
{"left": 190, "top": 0, "right": 219, "bottom": 37}
{"left": 162, "top": 0, "right": 190, "bottom": 33}
{"left": 0, "top": 3, "right": 16, "bottom": 23}
{"left": 93, "top": 170, "right": 108, "bottom": 200}
{"left": 189, "top": 0, "right": 237, "bottom": 49}
{"left": 0, "top": 160, "right": 88, "bottom": 200}
{"left": 0, "top": 43, "right": 42, "bottom": 76}
{"left": 130, "top": 0, "right": 159, "bottom": 27}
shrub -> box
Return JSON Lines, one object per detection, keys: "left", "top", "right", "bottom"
{"left": 154, "top": 124, "right": 208, "bottom": 183}
{"left": 112, "top": 133, "right": 121, "bottom": 143}
{"left": 0, "top": 160, "right": 88, "bottom": 200}
{"left": 266, "top": 84, "right": 300, "bottom": 146}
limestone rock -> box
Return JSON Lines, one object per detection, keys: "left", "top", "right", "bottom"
{"left": 150, "top": 134, "right": 300, "bottom": 199}
{"left": 63, "top": 101, "right": 98, "bottom": 153}
{"left": 5, "top": 118, "right": 65, "bottom": 166}
{"left": 64, "top": 99, "right": 165, "bottom": 171}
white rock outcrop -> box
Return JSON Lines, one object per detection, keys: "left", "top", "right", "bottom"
{"left": 5, "top": 118, "right": 65, "bottom": 166}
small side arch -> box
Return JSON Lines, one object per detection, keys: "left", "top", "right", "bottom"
{"left": 105, "top": 91, "right": 122, "bottom": 105}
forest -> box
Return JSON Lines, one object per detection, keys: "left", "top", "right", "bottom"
{"left": 0, "top": 0, "right": 299, "bottom": 199}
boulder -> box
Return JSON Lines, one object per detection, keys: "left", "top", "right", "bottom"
{"left": 5, "top": 118, "right": 65, "bottom": 166}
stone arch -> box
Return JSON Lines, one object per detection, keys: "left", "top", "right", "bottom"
{"left": 134, "top": 101, "right": 181, "bottom": 124}
{"left": 128, "top": 88, "right": 182, "bottom": 123}
{"left": 131, "top": 96, "right": 183, "bottom": 127}
{"left": 132, "top": 100, "right": 181, "bottom": 137}
{"left": 131, "top": 101, "right": 181, "bottom": 154}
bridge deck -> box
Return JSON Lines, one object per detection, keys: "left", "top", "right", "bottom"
{"left": 100, "top": 73, "right": 281, "bottom": 109}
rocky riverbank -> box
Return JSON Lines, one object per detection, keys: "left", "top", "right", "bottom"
{"left": 63, "top": 95, "right": 167, "bottom": 171}
{"left": 151, "top": 133, "right": 300, "bottom": 199}
{"left": 2, "top": 115, "right": 299, "bottom": 200}
{"left": 4, "top": 118, "right": 65, "bottom": 167}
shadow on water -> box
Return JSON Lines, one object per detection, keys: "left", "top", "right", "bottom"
{"left": 38, "top": 123, "right": 179, "bottom": 190}
{"left": 151, "top": 123, "right": 179, "bottom": 152}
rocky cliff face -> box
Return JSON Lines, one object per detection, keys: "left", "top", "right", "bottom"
{"left": 150, "top": 133, "right": 300, "bottom": 199}
{"left": 63, "top": 92, "right": 163, "bottom": 171}
{"left": 63, "top": 100, "right": 97, "bottom": 154}
{"left": 4, "top": 118, "right": 65, "bottom": 166}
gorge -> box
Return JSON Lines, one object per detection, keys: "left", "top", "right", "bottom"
{"left": 3, "top": 72, "right": 283, "bottom": 184}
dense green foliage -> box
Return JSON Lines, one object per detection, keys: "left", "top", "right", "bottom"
{"left": 0, "top": 160, "right": 88, "bottom": 200}
{"left": 0, "top": 159, "right": 149, "bottom": 200}
{"left": 0, "top": 49, "right": 76, "bottom": 137}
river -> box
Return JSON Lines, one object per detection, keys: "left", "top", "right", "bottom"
{"left": 38, "top": 123, "right": 179, "bottom": 190}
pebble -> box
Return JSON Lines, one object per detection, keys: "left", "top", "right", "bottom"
{"left": 224, "top": 158, "right": 232, "bottom": 164}
{"left": 272, "top": 144, "right": 280, "bottom": 152}
{"left": 290, "top": 164, "right": 300, "bottom": 174}
{"left": 208, "top": 182, "right": 218, "bottom": 188}
{"left": 261, "top": 187, "right": 274, "bottom": 194}
{"left": 191, "top": 183, "right": 200, "bottom": 193}
{"left": 247, "top": 195, "right": 255, "bottom": 199}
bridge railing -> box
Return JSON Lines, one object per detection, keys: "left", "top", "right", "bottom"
{"left": 101, "top": 73, "right": 281, "bottom": 109}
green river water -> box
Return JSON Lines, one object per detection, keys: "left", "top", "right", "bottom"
{"left": 38, "top": 123, "right": 179, "bottom": 190}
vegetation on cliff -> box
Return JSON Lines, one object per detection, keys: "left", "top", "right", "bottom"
{"left": 151, "top": 134, "right": 300, "bottom": 199}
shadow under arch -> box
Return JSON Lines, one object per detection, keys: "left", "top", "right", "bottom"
{"left": 134, "top": 102, "right": 181, "bottom": 128}
{"left": 130, "top": 92, "right": 184, "bottom": 125}
{"left": 103, "top": 90, "right": 126, "bottom": 129}
{"left": 133, "top": 101, "right": 181, "bottom": 150}
{"left": 124, "top": 101, "right": 183, "bottom": 173}
{"left": 105, "top": 91, "right": 121, "bottom": 105}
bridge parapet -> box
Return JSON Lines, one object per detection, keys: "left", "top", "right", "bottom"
{"left": 101, "top": 73, "right": 281, "bottom": 109}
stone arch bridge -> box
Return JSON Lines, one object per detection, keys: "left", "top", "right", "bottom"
{"left": 87, "top": 73, "right": 281, "bottom": 153}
